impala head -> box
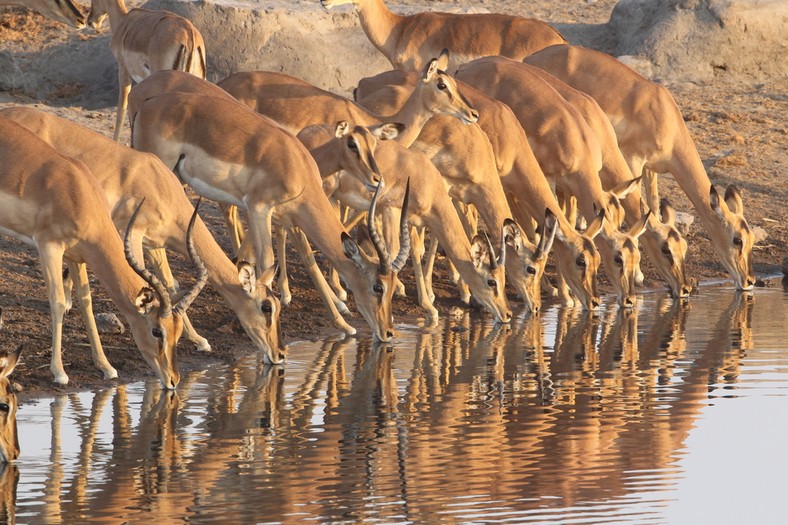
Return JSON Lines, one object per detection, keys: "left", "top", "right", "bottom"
{"left": 420, "top": 50, "right": 479, "bottom": 124}
{"left": 86, "top": 0, "right": 109, "bottom": 29}
{"left": 342, "top": 180, "right": 411, "bottom": 342}
{"left": 333, "top": 120, "right": 404, "bottom": 191}
{"left": 0, "top": 342, "right": 21, "bottom": 463}
{"left": 596, "top": 179, "right": 650, "bottom": 309}
{"left": 125, "top": 200, "right": 208, "bottom": 389}
{"left": 555, "top": 209, "right": 604, "bottom": 311}
{"left": 468, "top": 227, "right": 512, "bottom": 324}
{"left": 33, "top": 0, "right": 86, "bottom": 29}
{"left": 503, "top": 209, "right": 559, "bottom": 314}
{"left": 645, "top": 198, "right": 692, "bottom": 298}
{"left": 710, "top": 185, "right": 756, "bottom": 290}
{"left": 234, "top": 262, "right": 286, "bottom": 365}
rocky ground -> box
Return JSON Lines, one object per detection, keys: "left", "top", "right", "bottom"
{"left": 0, "top": 0, "right": 785, "bottom": 398}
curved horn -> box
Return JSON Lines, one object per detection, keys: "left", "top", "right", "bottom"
{"left": 174, "top": 198, "right": 209, "bottom": 315}
{"left": 391, "top": 178, "right": 411, "bottom": 273}
{"left": 482, "top": 230, "right": 498, "bottom": 270}
{"left": 498, "top": 220, "right": 509, "bottom": 268}
{"left": 367, "top": 181, "right": 391, "bottom": 274}
{"left": 124, "top": 198, "right": 172, "bottom": 317}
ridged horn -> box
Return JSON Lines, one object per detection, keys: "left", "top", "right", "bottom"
{"left": 482, "top": 229, "right": 498, "bottom": 270}
{"left": 367, "top": 181, "right": 391, "bottom": 274}
{"left": 174, "top": 198, "right": 209, "bottom": 315}
{"left": 124, "top": 198, "right": 172, "bottom": 318}
{"left": 391, "top": 178, "right": 411, "bottom": 273}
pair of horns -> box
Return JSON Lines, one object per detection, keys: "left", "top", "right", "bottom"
{"left": 368, "top": 178, "right": 411, "bottom": 274}
{"left": 124, "top": 198, "right": 208, "bottom": 317}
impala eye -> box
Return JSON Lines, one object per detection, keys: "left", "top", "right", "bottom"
{"left": 0, "top": 403, "right": 8, "bottom": 413}
{"left": 527, "top": 266, "right": 537, "bottom": 275}
{"left": 348, "top": 139, "right": 358, "bottom": 153}
{"left": 152, "top": 327, "right": 163, "bottom": 339}
{"left": 437, "top": 81, "right": 447, "bottom": 91}
{"left": 661, "top": 243, "right": 671, "bottom": 255}
{"left": 487, "top": 279, "right": 496, "bottom": 288}
{"left": 614, "top": 254, "right": 624, "bottom": 266}
{"left": 373, "top": 283, "right": 384, "bottom": 295}
{"left": 576, "top": 257, "right": 586, "bottom": 268}
{"left": 261, "top": 301, "right": 273, "bottom": 314}
{"left": 733, "top": 237, "right": 743, "bottom": 247}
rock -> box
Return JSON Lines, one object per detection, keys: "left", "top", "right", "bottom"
{"left": 609, "top": 0, "right": 788, "bottom": 82}
{"left": 674, "top": 211, "right": 695, "bottom": 236}
{"left": 94, "top": 312, "right": 125, "bottom": 334}
{"left": 616, "top": 54, "right": 656, "bottom": 79}
{"left": 751, "top": 226, "right": 768, "bottom": 244}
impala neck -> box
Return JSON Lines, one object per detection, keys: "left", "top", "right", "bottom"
{"left": 308, "top": 140, "right": 342, "bottom": 178}
{"left": 102, "top": 0, "right": 128, "bottom": 29}
{"left": 288, "top": 194, "right": 358, "bottom": 280}
{"left": 80, "top": 237, "right": 147, "bottom": 321}
{"left": 422, "top": 196, "right": 479, "bottom": 285}
{"left": 388, "top": 87, "right": 434, "bottom": 147}
{"left": 668, "top": 132, "right": 717, "bottom": 229}
{"left": 355, "top": 0, "right": 403, "bottom": 64}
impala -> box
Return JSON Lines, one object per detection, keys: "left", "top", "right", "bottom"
{"left": 0, "top": 117, "right": 206, "bottom": 388}
{"left": 0, "top": 340, "right": 20, "bottom": 463}
{"left": 456, "top": 56, "right": 652, "bottom": 309}
{"left": 0, "top": 0, "right": 85, "bottom": 27}
{"left": 355, "top": 70, "right": 605, "bottom": 312}
{"left": 0, "top": 106, "right": 287, "bottom": 365}
{"left": 525, "top": 45, "right": 756, "bottom": 290}
{"left": 128, "top": 87, "right": 406, "bottom": 342}
{"left": 298, "top": 126, "right": 513, "bottom": 324}
{"left": 87, "top": 0, "right": 206, "bottom": 141}
{"left": 217, "top": 50, "right": 478, "bottom": 148}
{"left": 524, "top": 63, "right": 693, "bottom": 298}
{"left": 319, "top": 0, "right": 566, "bottom": 71}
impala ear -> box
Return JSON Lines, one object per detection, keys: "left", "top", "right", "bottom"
{"left": 610, "top": 176, "right": 641, "bottom": 199}
{"left": 630, "top": 210, "right": 651, "bottom": 239}
{"left": 470, "top": 234, "right": 490, "bottom": 269}
{"left": 436, "top": 48, "right": 450, "bottom": 71}
{"left": 342, "top": 232, "right": 366, "bottom": 269}
{"left": 0, "top": 345, "right": 21, "bottom": 379}
{"left": 585, "top": 208, "right": 606, "bottom": 239}
{"left": 724, "top": 184, "right": 745, "bottom": 215}
{"left": 135, "top": 287, "right": 159, "bottom": 315}
{"left": 423, "top": 57, "right": 439, "bottom": 82}
{"left": 334, "top": 120, "right": 350, "bottom": 138}
{"left": 710, "top": 184, "right": 729, "bottom": 219}
{"left": 659, "top": 198, "right": 676, "bottom": 227}
{"left": 370, "top": 122, "right": 405, "bottom": 141}
{"left": 502, "top": 218, "right": 522, "bottom": 252}
{"left": 237, "top": 261, "right": 257, "bottom": 295}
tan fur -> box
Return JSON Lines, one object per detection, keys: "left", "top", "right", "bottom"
{"left": 0, "top": 339, "right": 20, "bottom": 463}
{"left": 0, "top": 117, "right": 199, "bottom": 388}
{"left": 0, "top": 106, "right": 286, "bottom": 365}
{"left": 321, "top": 0, "right": 566, "bottom": 71}
{"left": 88, "top": 0, "right": 206, "bottom": 141}
{"left": 525, "top": 44, "right": 756, "bottom": 290}
{"left": 217, "top": 52, "right": 478, "bottom": 147}
{"left": 128, "top": 80, "right": 402, "bottom": 342}
{"left": 457, "top": 56, "right": 655, "bottom": 308}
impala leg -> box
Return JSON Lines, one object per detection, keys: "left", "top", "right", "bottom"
{"left": 290, "top": 228, "right": 356, "bottom": 335}
{"left": 146, "top": 247, "right": 211, "bottom": 352}
{"left": 328, "top": 201, "right": 349, "bottom": 302}
{"left": 410, "top": 226, "right": 439, "bottom": 322}
{"left": 113, "top": 66, "right": 132, "bottom": 142}
{"left": 274, "top": 226, "right": 292, "bottom": 306}
{"left": 642, "top": 167, "right": 660, "bottom": 214}
{"left": 68, "top": 261, "right": 119, "bottom": 379}
{"left": 246, "top": 205, "right": 276, "bottom": 278}
{"left": 37, "top": 244, "right": 71, "bottom": 384}
{"left": 423, "top": 234, "right": 438, "bottom": 303}
{"left": 220, "top": 204, "right": 245, "bottom": 256}
{"left": 381, "top": 207, "right": 407, "bottom": 297}
{"left": 553, "top": 256, "right": 576, "bottom": 308}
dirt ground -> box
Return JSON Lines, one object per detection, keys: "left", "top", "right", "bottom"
{"left": 0, "top": 0, "right": 785, "bottom": 399}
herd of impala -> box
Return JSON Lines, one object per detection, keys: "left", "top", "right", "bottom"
{"left": 0, "top": 0, "right": 757, "bottom": 462}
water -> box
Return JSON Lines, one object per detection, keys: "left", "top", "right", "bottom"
{"left": 8, "top": 282, "right": 788, "bottom": 524}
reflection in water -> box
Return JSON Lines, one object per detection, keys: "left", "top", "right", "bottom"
{"left": 10, "top": 286, "right": 788, "bottom": 523}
